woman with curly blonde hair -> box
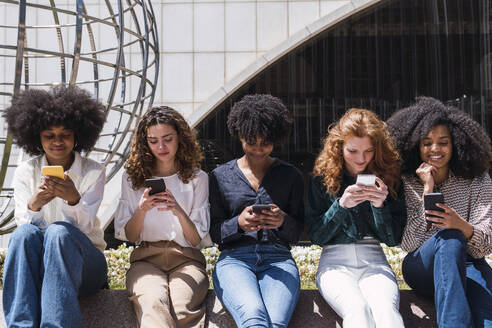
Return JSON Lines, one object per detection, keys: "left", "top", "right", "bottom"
{"left": 114, "top": 106, "right": 210, "bottom": 328}
{"left": 306, "top": 109, "right": 406, "bottom": 328}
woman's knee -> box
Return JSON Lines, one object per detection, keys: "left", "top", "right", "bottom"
{"left": 436, "top": 229, "right": 466, "bottom": 244}
{"left": 44, "top": 222, "right": 76, "bottom": 244}
{"left": 434, "top": 229, "right": 467, "bottom": 256}
{"left": 9, "top": 224, "right": 43, "bottom": 247}
{"left": 43, "top": 222, "right": 83, "bottom": 259}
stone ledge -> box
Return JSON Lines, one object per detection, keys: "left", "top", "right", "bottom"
{"left": 0, "top": 290, "right": 437, "bottom": 327}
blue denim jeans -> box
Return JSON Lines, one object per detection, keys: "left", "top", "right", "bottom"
{"left": 402, "top": 229, "right": 492, "bottom": 328}
{"left": 212, "top": 243, "right": 300, "bottom": 328}
{"left": 2, "top": 222, "right": 108, "bottom": 328}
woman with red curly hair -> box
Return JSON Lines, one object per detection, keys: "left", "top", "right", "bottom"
{"left": 114, "top": 106, "right": 210, "bottom": 328}
{"left": 305, "top": 109, "right": 406, "bottom": 328}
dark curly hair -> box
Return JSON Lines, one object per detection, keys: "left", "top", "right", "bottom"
{"left": 3, "top": 85, "right": 106, "bottom": 155}
{"left": 125, "top": 106, "right": 203, "bottom": 189}
{"left": 227, "top": 94, "right": 293, "bottom": 145}
{"left": 387, "top": 96, "right": 492, "bottom": 178}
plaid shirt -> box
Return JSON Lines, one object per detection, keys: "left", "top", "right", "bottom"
{"left": 401, "top": 171, "right": 492, "bottom": 258}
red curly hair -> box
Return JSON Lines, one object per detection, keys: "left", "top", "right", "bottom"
{"left": 313, "top": 108, "right": 401, "bottom": 198}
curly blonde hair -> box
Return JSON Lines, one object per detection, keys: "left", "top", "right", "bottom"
{"left": 125, "top": 106, "right": 203, "bottom": 189}
{"left": 313, "top": 108, "right": 400, "bottom": 198}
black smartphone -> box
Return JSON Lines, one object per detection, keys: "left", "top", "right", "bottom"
{"left": 424, "top": 192, "right": 445, "bottom": 224}
{"left": 144, "top": 178, "right": 166, "bottom": 195}
{"left": 252, "top": 204, "right": 271, "bottom": 214}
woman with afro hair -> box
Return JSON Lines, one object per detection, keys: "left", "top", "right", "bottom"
{"left": 387, "top": 97, "right": 492, "bottom": 328}
{"left": 2, "top": 85, "right": 108, "bottom": 328}
{"left": 114, "top": 106, "right": 210, "bottom": 328}
{"left": 305, "top": 109, "right": 406, "bottom": 328}
{"left": 209, "top": 94, "right": 304, "bottom": 328}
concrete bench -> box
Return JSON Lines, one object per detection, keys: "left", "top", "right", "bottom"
{"left": 0, "top": 289, "right": 436, "bottom": 327}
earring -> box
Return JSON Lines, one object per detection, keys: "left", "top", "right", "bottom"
{"left": 74, "top": 141, "right": 78, "bottom": 148}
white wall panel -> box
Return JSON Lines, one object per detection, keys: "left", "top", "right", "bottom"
{"left": 288, "top": 1, "right": 320, "bottom": 36}
{"left": 162, "top": 53, "right": 193, "bottom": 102}
{"left": 162, "top": 4, "right": 193, "bottom": 52}
{"left": 194, "top": 3, "right": 225, "bottom": 52}
{"left": 257, "top": 2, "right": 288, "bottom": 51}
{"left": 194, "top": 53, "right": 225, "bottom": 102}
{"left": 225, "top": 2, "right": 256, "bottom": 52}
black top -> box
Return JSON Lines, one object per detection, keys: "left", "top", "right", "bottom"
{"left": 209, "top": 158, "right": 305, "bottom": 250}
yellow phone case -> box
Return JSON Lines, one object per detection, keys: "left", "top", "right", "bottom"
{"left": 41, "top": 166, "right": 65, "bottom": 179}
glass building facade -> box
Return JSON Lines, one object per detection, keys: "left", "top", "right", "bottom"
{"left": 196, "top": 0, "right": 492, "bottom": 179}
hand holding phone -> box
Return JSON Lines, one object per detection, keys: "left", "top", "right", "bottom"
{"left": 41, "top": 166, "right": 65, "bottom": 179}
{"left": 255, "top": 204, "right": 285, "bottom": 229}
{"left": 36, "top": 166, "right": 80, "bottom": 209}
{"left": 252, "top": 204, "right": 272, "bottom": 214}
{"left": 356, "top": 174, "right": 376, "bottom": 186}
{"left": 144, "top": 178, "right": 166, "bottom": 195}
{"left": 424, "top": 192, "right": 445, "bottom": 224}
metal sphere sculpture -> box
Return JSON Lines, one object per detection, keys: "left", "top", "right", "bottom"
{"left": 0, "top": 0, "right": 159, "bottom": 233}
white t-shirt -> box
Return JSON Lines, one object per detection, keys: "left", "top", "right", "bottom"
{"left": 114, "top": 170, "right": 210, "bottom": 248}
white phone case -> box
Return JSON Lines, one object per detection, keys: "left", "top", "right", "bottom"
{"left": 356, "top": 174, "right": 376, "bottom": 186}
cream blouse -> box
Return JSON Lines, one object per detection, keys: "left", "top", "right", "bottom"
{"left": 114, "top": 170, "right": 210, "bottom": 248}
{"left": 12, "top": 152, "right": 106, "bottom": 251}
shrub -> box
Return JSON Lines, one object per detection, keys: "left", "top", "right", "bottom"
{"left": 0, "top": 245, "right": 490, "bottom": 290}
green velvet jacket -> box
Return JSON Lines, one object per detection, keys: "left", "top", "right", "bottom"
{"left": 305, "top": 172, "right": 407, "bottom": 247}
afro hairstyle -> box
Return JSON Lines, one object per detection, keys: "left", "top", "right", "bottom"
{"left": 386, "top": 96, "right": 492, "bottom": 178}
{"left": 3, "top": 85, "right": 106, "bottom": 156}
{"left": 227, "top": 94, "right": 293, "bottom": 145}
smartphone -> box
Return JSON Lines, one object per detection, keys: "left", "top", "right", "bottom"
{"left": 252, "top": 204, "right": 271, "bottom": 214}
{"left": 41, "top": 166, "right": 65, "bottom": 179}
{"left": 144, "top": 178, "right": 166, "bottom": 195}
{"left": 424, "top": 192, "right": 445, "bottom": 223}
{"left": 356, "top": 174, "right": 376, "bottom": 186}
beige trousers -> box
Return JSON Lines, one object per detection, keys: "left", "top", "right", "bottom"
{"left": 126, "top": 241, "right": 208, "bottom": 328}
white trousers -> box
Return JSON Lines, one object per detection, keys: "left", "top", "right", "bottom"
{"left": 316, "top": 242, "right": 405, "bottom": 328}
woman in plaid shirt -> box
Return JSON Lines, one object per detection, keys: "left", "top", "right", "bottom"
{"left": 387, "top": 97, "right": 492, "bottom": 328}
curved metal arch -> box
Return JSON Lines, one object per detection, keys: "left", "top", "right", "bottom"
{"left": 49, "top": 0, "right": 67, "bottom": 84}
{"left": 69, "top": 0, "right": 83, "bottom": 86}
{"left": 188, "top": 0, "right": 383, "bottom": 128}
{"left": 81, "top": 2, "right": 100, "bottom": 99}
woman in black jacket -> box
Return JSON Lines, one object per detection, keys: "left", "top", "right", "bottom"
{"left": 209, "top": 94, "right": 304, "bottom": 328}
